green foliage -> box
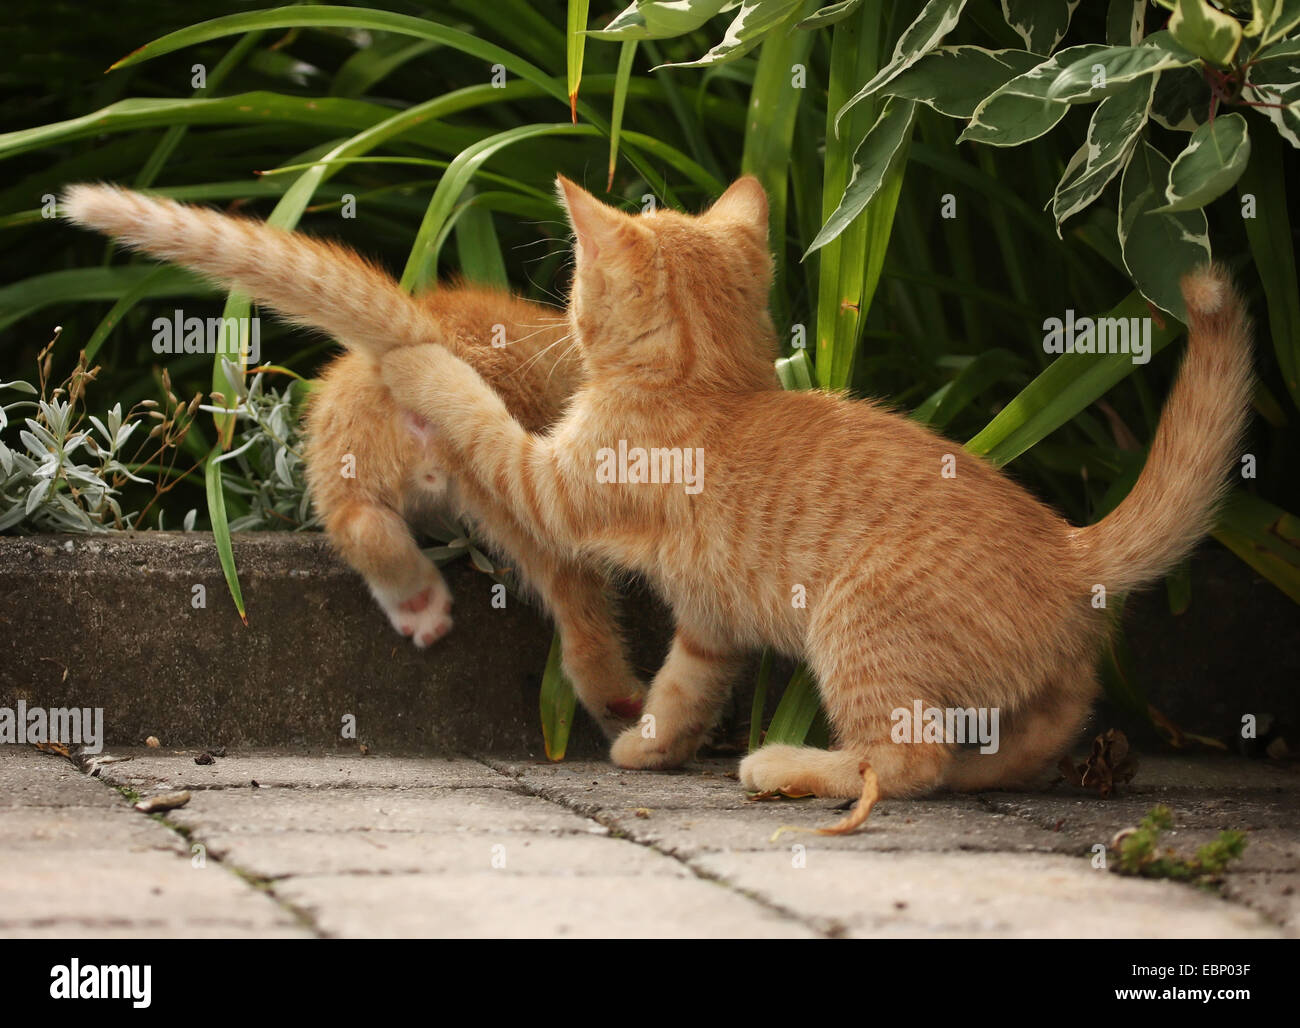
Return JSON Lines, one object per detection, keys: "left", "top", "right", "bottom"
{"left": 1114, "top": 804, "right": 1248, "bottom": 883}
{"left": 1, "top": 340, "right": 201, "bottom": 533}
{"left": 539, "top": 631, "right": 577, "bottom": 761}
{"left": 1, "top": 0, "right": 1298, "bottom": 749}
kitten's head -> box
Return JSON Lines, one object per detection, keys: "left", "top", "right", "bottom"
{"left": 556, "top": 175, "right": 778, "bottom": 391}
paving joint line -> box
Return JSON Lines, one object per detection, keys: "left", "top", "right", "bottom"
{"left": 976, "top": 792, "right": 1294, "bottom": 933}
{"left": 477, "top": 757, "right": 847, "bottom": 938}
{"left": 79, "top": 761, "right": 328, "bottom": 939}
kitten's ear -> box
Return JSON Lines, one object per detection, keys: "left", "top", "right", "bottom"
{"left": 556, "top": 175, "right": 624, "bottom": 261}
{"left": 707, "top": 176, "right": 768, "bottom": 237}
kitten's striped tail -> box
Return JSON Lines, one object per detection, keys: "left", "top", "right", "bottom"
{"left": 1077, "top": 265, "right": 1253, "bottom": 593}
{"left": 61, "top": 184, "right": 438, "bottom": 358}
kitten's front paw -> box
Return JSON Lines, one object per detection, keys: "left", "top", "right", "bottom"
{"left": 375, "top": 577, "right": 453, "bottom": 648}
{"left": 609, "top": 722, "right": 695, "bottom": 770}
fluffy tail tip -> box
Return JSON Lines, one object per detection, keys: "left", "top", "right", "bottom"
{"left": 1180, "top": 263, "right": 1231, "bottom": 318}
{"left": 60, "top": 183, "right": 122, "bottom": 225}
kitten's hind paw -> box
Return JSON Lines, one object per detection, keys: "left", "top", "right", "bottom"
{"left": 375, "top": 579, "right": 454, "bottom": 648}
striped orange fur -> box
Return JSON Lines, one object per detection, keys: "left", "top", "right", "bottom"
{"left": 62, "top": 179, "right": 1255, "bottom": 826}
{"left": 374, "top": 176, "right": 1253, "bottom": 819}
{"left": 61, "top": 184, "right": 646, "bottom": 739}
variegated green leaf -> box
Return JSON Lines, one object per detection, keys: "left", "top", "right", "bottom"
{"left": 656, "top": 0, "right": 804, "bottom": 69}
{"left": 1261, "top": 0, "right": 1300, "bottom": 43}
{"left": 1169, "top": 0, "right": 1243, "bottom": 65}
{"left": 1051, "top": 76, "right": 1154, "bottom": 229}
{"left": 1047, "top": 33, "right": 1200, "bottom": 102}
{"left": 959, "top": 44, "right": 1107, "bottom": 146}
{"left": 834, "top": 0, "right": 967, "bottom": 133}
{"left": 805, "top": 98, "right": 917, "bottom": 255}
{"left": 1244, "top": 62, "right": 1300, "bottom": 149}
{"left": 797, "top": 0, "right": 862, "bottom": 29}
{"left": 1001, "top": 0, "right": 1080, "bottom": 55}
{"left": 1150, "top": 65, "right": 1212, "bottom": 130}
{"left": 590, "top": 0, "right": 733, "bottom": 40}
{"left": 1106, "top": 0, "right": 1149, "bottom": 46}
{"left": 1244, "top": 0, "right": 1283, "bottom": 36}
{"left": 1119, "top": 140, "right": 1212, "bottom": 319}
{"left": 1250, "top": 36, "right": 1300, "bottom": 66}
{"left": 1154, "top": 113, "right": 1251, "bottom": 212}
{"left": 877, "top": 46, "right": 1041, "bottom": 119}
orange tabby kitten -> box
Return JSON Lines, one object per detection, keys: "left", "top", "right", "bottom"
{"left": 61, "top": 184, "right": 645, "bottom": 738}
{"left": 371, "top": 176, "right": 1252, "bottom": 830}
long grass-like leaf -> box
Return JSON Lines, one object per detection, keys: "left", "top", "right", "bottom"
{"left": 762, "top": 665, "right": 821, "bottom": 746}
{"left": 400, "top": 123, "right": 721, "bottom": 291}
{"left": 608, "top": 40, "right": 639, "bottom": 189}
{"left": 966, "top": 291, "right": 1183, "bottom": 466}
{"left": 741, "top": 0, "right": 817, "bottom": 331}
{"left": 540, "top": 631, "right": 577, "bottom": 760}
{"left": 1214, "top": 489, "right": 1300, "bottom": 604}
{"left": 204, "top": 442, "right": 246, "bottom": 624}
{"left": 814, "top": 2, "right": 886, "bottom": 390}
{"left": 567, "top": 0, "right": 592, "bottom": 122}
{"left": 455, "top": 196, "right": 509, "bottom": 288}
{"left": 748, "top": 649, "right": 773, "bottom": 752}
{"left": 0, "top": 266, "right": 213, "bottom": 333}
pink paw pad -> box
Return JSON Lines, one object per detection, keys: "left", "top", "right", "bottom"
{"left": 419, "top": 620, "right": 452, "bottom": 647}
{"left": 607, "top": 697, "right": 644, "bottom": 720}
{"left": 400, "top": 588, "right": 431, "bottom": 613}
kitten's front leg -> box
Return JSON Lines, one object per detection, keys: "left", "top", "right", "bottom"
{"left": 327, "top": 500, "right": 453, "bottom": 647}
{"left": 610, "top": 629, "right": 742, "bottom": 770}
{"left": 383, "top": 344, "right": 581, "bottom": 553}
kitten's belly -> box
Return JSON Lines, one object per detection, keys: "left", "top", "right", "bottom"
{"left": 650, "top": 549, "right": 810, "bottom": 656}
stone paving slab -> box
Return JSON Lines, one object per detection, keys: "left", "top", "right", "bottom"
{"left": 161, "top": 786, "right": 606, "bottom": 836}
{"left": 95, "top": 750, "right": 505, "bottom": 792}
{"left": 195, "top": 828, "right": 694, "bottom": 880}
{"left": 493, "top": 755, "right": 1300, "bottom": 936}
{"left": 0, "top": 751, "right": 123, "bottom": 808}
{"left": 2, "top": 745, "right": 1296, "bottom": 938}
{"left": 0, "top": 748, "right": 310, "bottom": 938}
{"left": 274, "top": 872, "right": 815, "bottom": 939}
{"left": 691, "top": 850, "right": 1278, "bottom": 939}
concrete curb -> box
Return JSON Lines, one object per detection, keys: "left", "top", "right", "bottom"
{"left": 0, "top": 532, "right": 614, "bottom": 755}
{"left": 1, "top": 534, "right": 1295, "bottom": 756}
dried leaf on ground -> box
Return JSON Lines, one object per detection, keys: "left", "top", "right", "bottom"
{"left": 134, "top": 790, "right": 191, "bottom": 813}
{"left": 1059, "top": 728, "right": 1138, "bottom": 797}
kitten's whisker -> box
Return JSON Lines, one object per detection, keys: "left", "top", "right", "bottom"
{"left": 509, "top": 332, "right": 573, "bottom": 379}
{"left": 544, "top": 338, "right": 583, "bottom": 385}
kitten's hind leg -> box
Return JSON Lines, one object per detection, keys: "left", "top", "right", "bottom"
{"left": 943, "top": 681, "right": 1095, "bottom": 792}
{"left": 515, "top": 550, "right": 646, "bottom": 740}
{"left": 329, "top": 500, "right": 453, "bottom": 647}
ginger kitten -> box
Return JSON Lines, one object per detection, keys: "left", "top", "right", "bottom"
{"left": 372, "top": 176, "right": 1252, "bottom": 830}
{"left": 62, "top": 184, "right": 645, "bottom": 739}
